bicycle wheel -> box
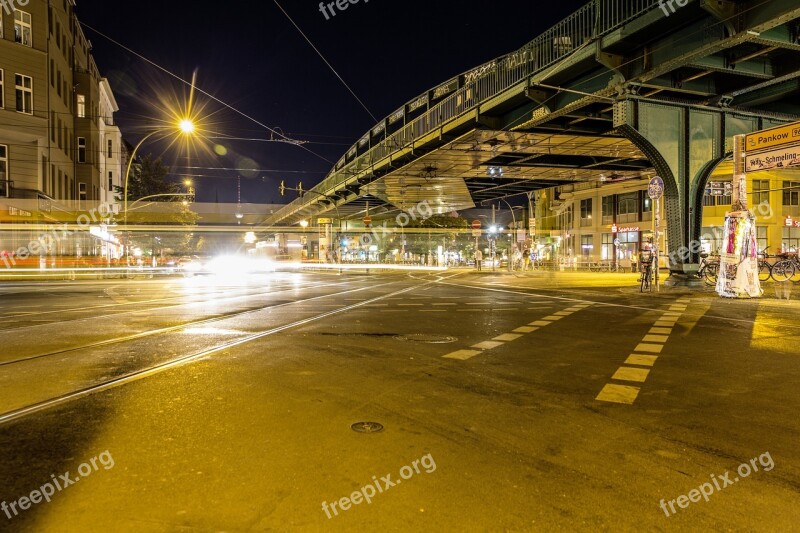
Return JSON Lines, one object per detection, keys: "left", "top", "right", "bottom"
{"left": 771, "top": 260, "right": 795, "bottom": 282}
{"left": 792, "top": 261, "right": 800, "bottom": 284}
{"left": 758, "top": 261, "right": 772, "bottom": 283}
{"left": 702, "top": 263, "right": 718, "bottom": 286}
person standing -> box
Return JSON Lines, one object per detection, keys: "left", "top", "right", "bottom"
{"left": 475, "top": 249, "right": 483, "bottom": 271}
{"left": 522, "top": 248, "right": 531, "bottom": 271}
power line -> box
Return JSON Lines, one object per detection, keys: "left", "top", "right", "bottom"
{"left": 79, "top": 21, "right": 334, "bottom": 166}
{"left": 271, "top": 0, "right": 378, "bottom": 123}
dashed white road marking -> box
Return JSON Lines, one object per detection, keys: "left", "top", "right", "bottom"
{"left": 634, "top": 343, "right": 664, "bottom": 354}
{"left": 642, "top": 335, "right": 669, "bottom": 343}
{"left": 529, "top": 321, "right": 551, "bottom": 327}
{"left": 596, "top": 384, "right": 640, "bottom": 405}
{"left": 625, "top": 354, "right": 658, "bottom": 367}
{"left": 513, "top": 326, "right": 539, "bottom": 334}
{"left": 472, "top": 341, "right": 504, "bottom": 350}
{"left": 612, "top": 367, "right": 651, "bottom": 383}
{"left": 493, "top": 333, "right": 523, "bottom": 342}
{"left": 443, "top": 349, "right": 482, "bottom": 361}
{"left": 649, "top": 327, "right": 673, "bottom": 335}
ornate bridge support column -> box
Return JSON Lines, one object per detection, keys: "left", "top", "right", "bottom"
{"left": 615, "top": 98, "right": 768, "bottom": 286}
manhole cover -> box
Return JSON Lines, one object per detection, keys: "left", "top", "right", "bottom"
{"left": 351, "top": 421, "right": 384, "bottom": 434}
{"left": 394, "top": 334, "right": 457, "bottom": 344}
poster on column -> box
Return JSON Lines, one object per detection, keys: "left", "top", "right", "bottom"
{"left": 716, "top": 211, "right": 763, "bottom": 298}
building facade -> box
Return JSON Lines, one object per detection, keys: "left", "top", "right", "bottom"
{"left": 0, "top": 0, "right": 122, "bottom": 204}
{"left": 0, "top": 0, "right": 124, "bottom": 264}
{"left": 534, "top": 169, "right": 800, "bottom": 267}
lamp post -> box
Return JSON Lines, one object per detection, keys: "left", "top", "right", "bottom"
{"left": 123, "top": 119, "right": 196, "bottom": 227}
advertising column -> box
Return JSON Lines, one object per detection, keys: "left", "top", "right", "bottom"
{"left": 716, "top": 135, "right": 762, "bottom": 298}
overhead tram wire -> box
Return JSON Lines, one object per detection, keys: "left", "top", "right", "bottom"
{"left": 271, "top": 0, "right": 378, "bottom": 123}
{"left": 79, "top": 22, "right": 334, "bottom": 165}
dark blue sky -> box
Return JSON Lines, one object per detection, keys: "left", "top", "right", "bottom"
{"left": 76, "top": 0, "right": 588, "bottom": 203}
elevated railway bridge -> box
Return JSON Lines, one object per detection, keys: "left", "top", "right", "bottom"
{"left": 267, "top": 0, "right": 800, "bottom": 280}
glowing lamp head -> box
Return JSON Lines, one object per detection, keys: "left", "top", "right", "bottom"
{"left": 299, "top": 220, "right": 309, "bottom": 228}
{"left": 179, "top": 119, "right": 196, "bottom": 135}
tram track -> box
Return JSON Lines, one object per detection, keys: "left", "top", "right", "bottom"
{"left": 0, "top": 275, "right": 443, "bottom": 426}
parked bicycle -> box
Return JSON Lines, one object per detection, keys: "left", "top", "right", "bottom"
{"left": 757, "top": 248, "right": 775, "bottom": 283}
{"left": 697, "top": 253, "right": 720, "bottom": 286}
{"left": 770, "top": 252, "right": 797, "bottom": 283}
{"left": 638, "top": 251, "right": 654, "bottom": 293}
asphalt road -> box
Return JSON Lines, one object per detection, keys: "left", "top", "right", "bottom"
{"left": 0, "top": 270, "right": 798, "bottom": 532}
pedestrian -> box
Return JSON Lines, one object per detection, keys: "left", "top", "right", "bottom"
{"left": 522, "top": 249, "right": 531, "bottom": 271}
{"left": 475, "top": 249, "right": 483, "bottom": 271}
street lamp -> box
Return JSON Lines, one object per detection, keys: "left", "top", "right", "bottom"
{"left": 123, "top": 119, "right": 197, "bottom": 227}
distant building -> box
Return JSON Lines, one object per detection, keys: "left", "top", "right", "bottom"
{"left": 534, "top": 169, "right": 800, "bottom": 266}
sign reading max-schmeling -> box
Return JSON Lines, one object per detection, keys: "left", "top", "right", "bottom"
{"left": 745, "top": 145, "right": 800, "bottom": 173}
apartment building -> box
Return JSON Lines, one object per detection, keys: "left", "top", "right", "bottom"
{"left": 0, "top": 0, "right": 125, "bottom": 263}
{"left": 0, "top": 0, "right": 122, "bottom": 205}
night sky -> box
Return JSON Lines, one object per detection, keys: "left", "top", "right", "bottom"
{"left": 76, "top": 0, "right": 588, "bottom": 204}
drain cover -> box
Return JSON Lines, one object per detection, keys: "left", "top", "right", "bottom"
{"left": 351, "top": 421, "right": 384, "bottom": 434}
{"left": 394, "top": 334, "right": 457, "bottom": 344}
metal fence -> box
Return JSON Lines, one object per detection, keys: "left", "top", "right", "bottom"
{"left": 276, "top": 0, "right": 664, "bottom": 220}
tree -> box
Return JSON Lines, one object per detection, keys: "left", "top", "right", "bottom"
{"left": 114, "top": 153, "right": 201, "bottom": 256}
{"left": 115, "top": 154, "right": 180, "bottom": 202}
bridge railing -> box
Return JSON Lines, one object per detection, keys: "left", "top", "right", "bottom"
{"left": 275, "top": 0, "right": 663, "bottom": 221}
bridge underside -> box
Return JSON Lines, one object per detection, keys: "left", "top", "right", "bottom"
{"left": 351, "top": 130, "right": 650, "bottom": 219}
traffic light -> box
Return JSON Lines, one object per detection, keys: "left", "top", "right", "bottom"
{"left": 279, "top": 180, "right": 286, "bottom": 196}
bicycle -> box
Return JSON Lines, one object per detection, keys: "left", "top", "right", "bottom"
{"left": 639, "top": 260, "right": 653, "bottom": 292}
{"left": 770, "top": 252, "right": 797, "bottom": 283}
{"left": 697, "top": 253, "right": 720, "bottom": 286}
{"left": 757, "top": 247, "right": 778, "bottom": 282}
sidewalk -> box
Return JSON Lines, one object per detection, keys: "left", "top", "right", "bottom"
{"left": 455, "top": 267, "right": 800, "bottom": 301}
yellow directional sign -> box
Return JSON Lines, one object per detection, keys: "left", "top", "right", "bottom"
{"left": 746, "top": 121, "right": 800, "bottom": 152}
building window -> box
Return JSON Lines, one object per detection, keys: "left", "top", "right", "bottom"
{"left": 601, "top": 233, "right": 614, "bottom": 261}
{"left": 783, "top": 181, "right": 800, "bottom": 207}
{"left": 617, "top": 192, "right": 640, "bottom": 223}
{"left": 616, "top": 231, "right": 640, "bottom": 261}
{"left": 581, "top": 235, "right": 593, "bottom": 258}
{"left": 107, "top": 139, "right": 113, "bottom": 158}
{"left": 77, "top": 137, "right": 86, "bottom": 163}
{"left": 642, "top": 194, "right": 652, "bottom": 221}
{"left": 108, "top": 171, "right": 114, "bottom": 191}
{"left": 703, "top": 193, "right": 716, "bottom": 207}
{"left": 602, "top": 195, "right": 614, "bottom": 225}
{"left": 0, "top": 70, "right": 3, "bottom": 109}
{"left": 15, "top": 74, "right": 33, "bottom": 114}
{"left": 79, "top": 182, "right": 87, "bottom": 202}
{"left": 784, "top": 227, "right": 800, "bottom": 253}
{"left": 14, "top": 10, "right": 32, "bottom": 47}
{"left": 77, "top": 95, "right": 86, "bottom": 118}
{"left": 0, "top": 145, "right": 8, "bottom": 198}
{"left": 580, "top": 199, "right": 592, "bottom": 227}
{"left": 752, "top": 179, "right": 770, "bottom": 206}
